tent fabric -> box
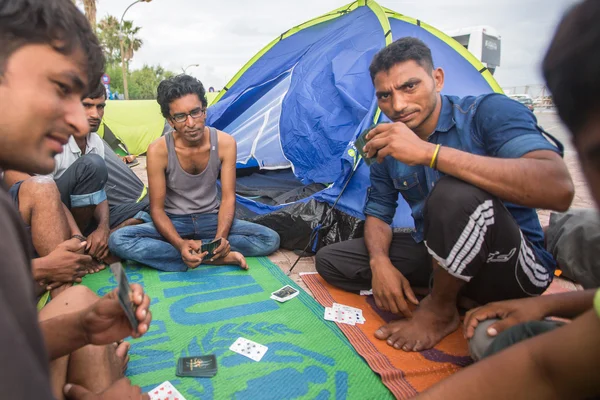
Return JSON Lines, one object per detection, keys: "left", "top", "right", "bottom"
{"left": 205, "top": 0, "right": 503, "bottom": 241}
{"left": 98, "top": 100, "right": 164, "bottom": 155}
{"left": 102, "top": 139, "right": 147, "bottom": 206}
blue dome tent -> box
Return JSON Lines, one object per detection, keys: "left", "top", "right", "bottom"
{"left": 207, "top": 0, "right": 502, "bottom": 251}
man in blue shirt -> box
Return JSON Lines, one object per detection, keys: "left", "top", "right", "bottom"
{"left": 315, "top": 37, "right": 574, "bottom": 352}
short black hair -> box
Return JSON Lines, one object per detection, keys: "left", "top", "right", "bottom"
{"left": 156, "top": 74, "right": 207, "bottom": 119}
{"left": 369, "top": 37, "right": 434, "bottom": 82}
{"left": 0, "top": 0, "right": 105, "bottom": 92}
{"left": 85, "top": 81, "right": 106, "bottom": 100}
{"left": 543, "top": 0, "right": 600, "bottom": 136}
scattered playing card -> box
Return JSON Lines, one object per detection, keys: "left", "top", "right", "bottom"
{"left": 148, "top": 381, "right": 186, "bottom": 400}
{"left": 323, "top": 303, "right": 366, "bottom": 325}
{"left": 109, "top": 262, "right": 138, "bottom": 331}
{"left": 359, "top": 289, "right": 373, "bottom": 296}
{"left": 177, "top": 355, "right": 217, "bottom": 378}
{"left": 229, "top": 337, "right": 268, "bottom": 362}
{"left": 270, "top": 285, "right": 299, "bottom": 302}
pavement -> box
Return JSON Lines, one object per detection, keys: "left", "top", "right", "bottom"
{"left": 130, "top": 110, "right": 594, "bottom": 295}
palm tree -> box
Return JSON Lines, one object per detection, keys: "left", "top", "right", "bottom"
{"left": 73, "top": 0, "right": 98, "bottom": 32}
{"left": 120, "top": 21, "right": 143, "bottom": 70}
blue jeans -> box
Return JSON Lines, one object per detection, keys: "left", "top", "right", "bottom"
{"left": 108, "top": 213, "right": 280, "bottom": 271}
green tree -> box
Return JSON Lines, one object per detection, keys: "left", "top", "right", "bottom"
{"left": 97, "top": 15, "right": 121, "bottom": 66}
{"left": 128, "top": 65, "right": 175, "bottom": 100}
{"left": 97, "top": 15, "right": 143, "bottom": 69}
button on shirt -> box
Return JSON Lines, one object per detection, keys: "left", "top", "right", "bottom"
{"left": 364, "top": 94, "right": 561, "bottom": 274}
{"left": 50, "top": 132, "right": 105, "bottom": 179}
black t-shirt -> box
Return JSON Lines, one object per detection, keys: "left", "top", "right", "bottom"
{"left": 0, "top": 184, "right": 53, "bottom": 398}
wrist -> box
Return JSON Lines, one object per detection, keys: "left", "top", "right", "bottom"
{"left": 71, "top": 234, "right": 86, "bottom": 242}
{"left": 422, "top": 142, "right": 437, "bottom": 166}
{"left": 76, "top": 308, "right": 92, "bottom": 346}
{"left": 369, "top": 255, "right": 392, "bottom": 269}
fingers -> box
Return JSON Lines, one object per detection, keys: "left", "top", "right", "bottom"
{"left": 63, "top": 239, "right": 88, "bottom": 252}
{"left": 486, "top": 317, "right": 518, "bottom": 337}
{"left": 464, "top": 307, "right": 497, "bottom": 339}
{"left": 364, "top": 123, "right": 392, "bottom": 140}
{"left": 63, "top": 383, "right": 92, "bottom": 400}
{"left": 211, "top": 240, "right": 230, "bottom": 261}
{"left": 189, "top": 240, "right": 201, "bottom": 252}
{"left": 402, "top": 279, "right": 419, "bottom": 305}
{"left": 393, "top": 294, "right": 412, "bottom": 318}
{"left": 132, "top": 289, "right": 152, "bottom": 337}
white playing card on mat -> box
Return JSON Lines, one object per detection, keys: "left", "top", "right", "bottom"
{"left": 230, "top": 337, "right": 268, "bottom": 362}
{"left": 148, "top": 381, "right": 186, "bottom": 400}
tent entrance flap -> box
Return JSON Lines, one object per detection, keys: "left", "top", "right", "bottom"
{"left": 216, "top": 70, "right": 294, "bottom": 170}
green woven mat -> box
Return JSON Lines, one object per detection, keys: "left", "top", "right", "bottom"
{"left": 82, "top": 257, "right": 392, "bottom": 399}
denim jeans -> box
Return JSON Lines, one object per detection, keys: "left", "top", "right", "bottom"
{"left": 108, "top": 213, "right": 280, "bottom": 271}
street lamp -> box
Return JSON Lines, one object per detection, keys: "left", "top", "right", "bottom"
{"left": 182, "top": 63, "right": 200, "bottom": 74}
{"left": 119, "top": 0, "right": 152, "bottom": 100}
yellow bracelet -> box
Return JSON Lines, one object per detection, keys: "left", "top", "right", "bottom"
{"left": 430, "top": 144, "right": 441, "bottom": 169}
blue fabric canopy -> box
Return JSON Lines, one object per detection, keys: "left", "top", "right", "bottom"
{"left": 207, "top": 1, "right": 501, "bottom": 229}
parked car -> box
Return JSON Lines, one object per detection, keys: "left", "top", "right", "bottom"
{"left": 508, "top": 94, "right": 535, "bottom": 112}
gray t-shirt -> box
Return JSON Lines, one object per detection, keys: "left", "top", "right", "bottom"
{"left": 163, "top": 127, "right": 221, "bottom": 215}
{"left": 0, "top": 184, "right": 53, "bottom": 398}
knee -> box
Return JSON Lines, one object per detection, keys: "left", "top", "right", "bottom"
{"left": 66, "top": 285, "right": 99, "bottom": 307}
{"left": 425, "top": 176, "right": 493, "bottom": 223}
{"left": 77, "top": 154, "right": 108, "bottom": 183}
{"left": 20, "top": 176, "right": 60, "bottom": 199}
{"left": 264, "top": 229, "right": 280, "bottom": 254}
{"left": 108, "top": 229, "right": 128, "bottom": 254}
{"left": 468, "top": 319, "right": 499, "bottom": 361}
{"left": 315, "top": 246, "right": 335, "bottom": 276}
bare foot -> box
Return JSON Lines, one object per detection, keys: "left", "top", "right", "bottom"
{"left": 374, "top": 295, "right": 460, "bottom": 352}
{"left": 205, "top": 251, "right": 249, "bottom": 270}
{"left": 113, "top": 341, "right": 130, "bottom": 376}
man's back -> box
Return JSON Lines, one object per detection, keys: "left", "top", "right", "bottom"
{"left": 0, "top": 185, "right": 53, "bottom": 398}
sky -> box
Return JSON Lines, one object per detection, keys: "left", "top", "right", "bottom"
{"left": 94, "top": 0, "right": 578, "bottom": 90}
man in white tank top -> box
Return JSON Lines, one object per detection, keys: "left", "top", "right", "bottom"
{"left": 109, "top": 75, "right": 280, "bottom": 272}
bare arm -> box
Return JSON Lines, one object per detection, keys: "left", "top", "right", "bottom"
{"left": 365, "top": 123, "right": 574, "bottom": 211}
{"left": 215, "top": 133, "right": 236, "bottom": 240}
{"left": 435, "top": 148, "right": 573, "bottom": 211}
{"left": 364, "top": 215, "right": 393, "bottom": 266}
{"left": 62, "top": 204, "right": 82, "bottom": 236}
{"left": 147, "top": 139, "right": 184, "bottom": 250}
{"left": 464, "top": 289, "right": 597, "bottom": 339}
{"left": 419, "top": 309, "right": 600, "bottom": 400}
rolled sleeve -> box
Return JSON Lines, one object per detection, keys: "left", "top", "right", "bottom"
{"left": 70, "top": 189, "right": 107, "bottom": 207}
{"left": 363, "top": 159, "right": 398, "bottom": 225}
{"left": 475, "top": 94, "right": 562, "bottom": 159}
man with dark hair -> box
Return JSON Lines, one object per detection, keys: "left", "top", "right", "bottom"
{"left": 315, "top": 37, "right": 574, "bottom": 351}
{"left": 417, "top": 1, "right": 600, "bottom": 398}
{"left": 6, "top": 81, "right": 111, "bottom": 264}
{"left": 0, "top": 1, "right": 152, "bottom": 399}
{"left": 109, "top": 74, "right": 280, "bottom": 271}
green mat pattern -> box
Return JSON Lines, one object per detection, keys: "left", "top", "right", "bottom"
{"left": 82, "top": 258, "right": 392, "bottom": 399}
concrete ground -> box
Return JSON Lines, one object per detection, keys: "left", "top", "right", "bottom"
{"left": 130, "top": 110, "right": 593, "bottom": 294}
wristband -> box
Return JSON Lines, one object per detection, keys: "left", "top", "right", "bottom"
{"left": 72, "top": 234, "right": 86, "bottom": 242}
{"left": 430, "top": 144, "right": 441, "bottom": 169}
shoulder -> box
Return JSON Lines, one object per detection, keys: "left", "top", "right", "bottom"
{"left": 147, "top": 136, "right": 168, "bottom": 160}
{"left": 215, "top": 129, "right": 236, "bottom": 149}
{"left": 89, "top": 132, "right": 103, "bottom": 145}
{"left": 474, "top": 93, "right": 530, "bottom": 119}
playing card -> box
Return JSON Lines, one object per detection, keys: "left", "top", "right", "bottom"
{"left": 333, "top": 303, "right": 365, "bottom": 324}
{"left": 229, "top": 337, "right": 268, "bottom": 362}
{"left": 354, "top": 124, "right": 378, "bottom": 166}
{"left": 270, "top": 285, "right": 299, "bottom": 302}
{"left": 148, "top": 381, "right": 186, "bottom": 400}
{"left": 200, "top": 238, "right": 222, "bottom": 260}
{"left": 109, "top": 262, "right": 138, "bottom": 331}
{"left": 323, "top": 307, "right": 355, "bottom": 325}
{"left": 359, "top": 289, "right": 373, "bottom": 296}
{"left": 177, "top": 355, "right": 217, "bottom": 378}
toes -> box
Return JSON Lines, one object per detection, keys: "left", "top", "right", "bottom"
{"left": 374, "top": 325, "right": 391, "bottom": 340}
{"left": 115, "top": 341, "right": 130, "bottom": 359}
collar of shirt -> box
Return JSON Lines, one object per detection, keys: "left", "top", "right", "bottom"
{"left": 432, "top": 95, "right": 456, "bottom": 134}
